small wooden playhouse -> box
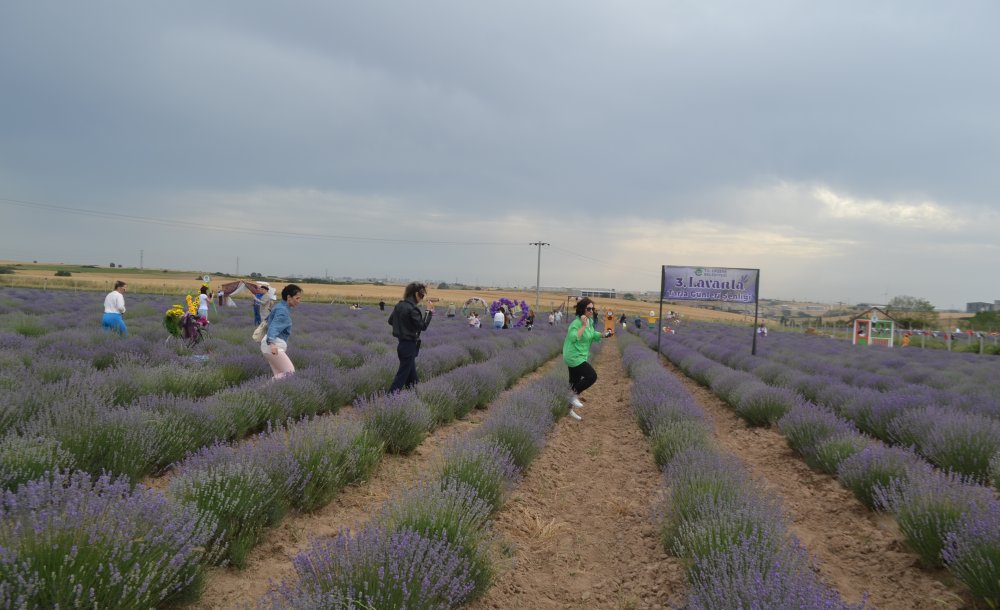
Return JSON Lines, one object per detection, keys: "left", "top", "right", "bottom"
{"left": 851, "top": 307, "right": 896, "bottom": 347}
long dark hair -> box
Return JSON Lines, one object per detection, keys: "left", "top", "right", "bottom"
{"left": 574, "top": 297, "right": 594, "bottom": 317}
{"left": 282, "top": 284, "right": 303, "bottom": 301}
{"left": 403, "top": 282, "right": 427, "bottom": 300}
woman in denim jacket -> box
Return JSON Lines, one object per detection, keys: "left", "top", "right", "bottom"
{"left": 261, "top": 284, "right": 303, "bottom": 379}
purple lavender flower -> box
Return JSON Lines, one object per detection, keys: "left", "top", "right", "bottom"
{"left": 375, "top": 479, "right": 494, "bottom": 596}
{"left": 687, "top": 537, "right": 866, "bottom": 610}
{"left": 476, "top": 399, "right": 553, "bottom": 469}
{"left": 356, "top": 391, "right": 434, "bottom": 455}
{"left": 837, "top": 444, "right": 929, "bottom": 509}
{"left": 416, "top": 376, "right": 461, "bottom": 425}
{"left": 286, "top": 417, "right": 384, "bottom": 512}
{"left": 439, "top": 437, "right": 520, "bottom": 512}
{"left": 735, "top": 384, "right": 798, "bottom": 426}
{"left": 943, "top": 500, "right": 1000, "bottom": 604}
{"left": 920, "top": 409, "right": 1000, "bottom": 483}
{"left": 812, "top": 432, "right": 870, "bottom": 475}
{"left": 274, "top": 525, "right": 477, "bottom": 609}
{"left": 168, "top": 441, "right": 291, "bottom": 567}
{"left": 778, "top": 402, "right": 857, "bottom": 469}
{"left": 876, "top": 471, "right": 997, "bottom": 568}
{"left": 0, "top": 470, "right": 217, "bottom": 608}
{"left": 0, "top": 434, "right": 76, "bottom": 491}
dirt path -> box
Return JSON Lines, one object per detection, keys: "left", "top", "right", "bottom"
{"left": 659, "top": 355, "right": 976, "bottom": 610}
{"left": 189, "top": 358, "right": 562, "bottom": 610}
{"left": 468, "top": 344, "right": 687, "bottom": 610}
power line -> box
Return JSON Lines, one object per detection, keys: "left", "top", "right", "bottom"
{"left": 0, "top": 196, "right": 525, "bottom": 247}
{"left": 549, "top": 244, "right": 661, "bottom": 278}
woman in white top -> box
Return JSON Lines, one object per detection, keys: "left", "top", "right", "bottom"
{"left": 197, "top": 286, "right": 211, "bottom": 322}
{"left": 102, "top": 280, "right": 128, "bottom": 335}
{"left": 493, "top": 309, "right": 505, "bottom": 329}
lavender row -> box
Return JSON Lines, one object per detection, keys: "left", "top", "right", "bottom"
{"left": 0, "top": 316, "right": 561, "bottom": 490}
{"left": 658, "top": 322, "right": 1000, "bottom": 419}
{"left": 631, "top": 327, "right": 1000, "bottom": 605}
{"left": 638, "top": 324, "right": 1000, "bottom": 484}
{"left": 0, "top": 291, "right": 558, "bottom": 437}
{"left": 0, "top": 332, "right": 563, "bottom": 608}
{"left": 164, "top": 333, "right": 562, "bottom": 568}
{"left": 261, "top": 352, "right": 576, "bottom": 608}
{"left": 617, "top": 332, "right": 861, "bottom": 609}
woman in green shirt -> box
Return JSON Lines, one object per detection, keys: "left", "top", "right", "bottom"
{"left": 562, "top": 297, "right": 602, "bottom": 421}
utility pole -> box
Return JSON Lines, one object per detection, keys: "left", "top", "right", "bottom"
{"left": 140, "top": 249, "right": 143, "bottom": 270}
{"left": 529, "top": 241, "right": 549, "bottom": 312}
{"left": 236, "top": 256, "right": 240, "bottom": 276}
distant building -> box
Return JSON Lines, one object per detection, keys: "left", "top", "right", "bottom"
{"left": 966, "top": 302, "right": 996, "bottom": 313}
{"left": 573, "top": 288, "right": 617, "bottom": 299}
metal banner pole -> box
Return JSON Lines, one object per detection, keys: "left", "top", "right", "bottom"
{"left": 751, "top": 269, "right": 760, "bottom": 355}
{"left": 657, "top": 266, "right": 664, "bottom": 356}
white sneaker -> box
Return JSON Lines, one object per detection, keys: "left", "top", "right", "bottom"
{"left": 570, "top": 396, "right": 584, "bottom": 408}
{"left": 568, "top": 409, "right": 582, "bottom": 421}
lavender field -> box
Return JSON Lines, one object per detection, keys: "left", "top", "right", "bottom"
{"left": 4, "top": 284, "right": 999, "bottom": 608}
{"left": 634, "top": 322, "right": 1000, "bottom": 606}
{"left": 0, "top": 287, "right": 569, "bottom": 608}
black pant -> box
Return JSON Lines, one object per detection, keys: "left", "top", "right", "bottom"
{"left": 389, "top": 339, "right": 420, "bottom": 392}
{"left": 568, "top": 361, "right": 597, "bottom": 395}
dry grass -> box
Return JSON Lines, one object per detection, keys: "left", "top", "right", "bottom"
{"left": 508, "top": 506, "right": 572, "bottom": 548}
{"left": 0, "top": 259, "right": 748, "bottom": 322}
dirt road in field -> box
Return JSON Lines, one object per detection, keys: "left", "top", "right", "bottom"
{"left": 190, "top": 357, "right": 564, "bottom": 610}
{"left": 468, "top": 344, "right": 687, "bottom": 610}
{"left": 659, "top": 355, "right": 976, "bottom": 610}
{"left": 189, "top": 343, "right": 978, "bottom": 609}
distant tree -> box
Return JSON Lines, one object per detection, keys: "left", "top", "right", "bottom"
{"left": 437, "top": 282, "right": 450, "bottom": 290}
{"left": 55, "top": 270, "right": 71, "bottom": 277}
{"left": 968, "top": 311, "right": 1000, "bottom": 333}
{"left": 0, "top": 266, "right": 14, "bottom": 274}
{"left": 886, "top": 295, "right": 939, "bottom": 329}
{"left": 623, "top": 293, "right": 637, "bottom": 300}
{"left": 110, "top": 262, "right": 116, "bottom": 268}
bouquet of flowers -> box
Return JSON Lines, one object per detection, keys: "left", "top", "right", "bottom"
{"left": 164, "top": 294, "right": 208, "bottom": 346}
{"left": 163, "top": 304, "right": 185, "bottom": 337}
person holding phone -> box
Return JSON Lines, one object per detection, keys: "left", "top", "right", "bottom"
{"left": 562, "top": 297, "right": 602, "bottom": 421}
{"left": 261, "top": 284, "right": 303, "bottom": 380}
{"left": 388, "top": 282, "right": 435, "bottom": 392}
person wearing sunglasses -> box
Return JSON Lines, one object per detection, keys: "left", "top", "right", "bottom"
{"left": 388, "top": 281, "right": 435, "bottom": 392}
{"left": 562, "top": 297, "right": 602, "bottom": 421}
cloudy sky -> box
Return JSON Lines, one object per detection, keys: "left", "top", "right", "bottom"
{"left": 2, "top": 1, "right": 997, "bottom": 309}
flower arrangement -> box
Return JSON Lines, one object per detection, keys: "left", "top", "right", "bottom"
{"left": 488, "top": 298, "right": 530, "bottom": 327}
{"left": 163, "top": 304, "right": 185, "bottom": 337}
{"left": 163, "top": 294, "right": 206, "bottom": 345}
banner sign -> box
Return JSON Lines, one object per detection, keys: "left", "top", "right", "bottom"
{"left": 661, "top": 265, "right": 759, "bottom": 303}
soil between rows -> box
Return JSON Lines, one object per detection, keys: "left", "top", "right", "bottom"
{"left": 189, "top": 356, "right": 564, "bottom": 609}
{"left": 467, "top": 343, "right": 684, "bottom": 610}
{"left": 189, "top": 341, "right": 978, "bottom": 609}
{"left": 658, "top": 352, "right": 976, "bottom": 610}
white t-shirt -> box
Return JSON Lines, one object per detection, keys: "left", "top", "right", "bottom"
{"left": 198, "top": 293, "right": 210, "bottom": 312}
{"left": 104, "top": 290, "right": 126, "bottom": 314}
{"left": 493, "top": 311, "right": 505, "bottom": 325}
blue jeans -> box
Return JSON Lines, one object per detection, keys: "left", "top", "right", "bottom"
{"left": 389, "top": 339, "right": 420, "bottom": 392}
{"left": 101, "top": 312, "right": 128, "bottom": 336}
